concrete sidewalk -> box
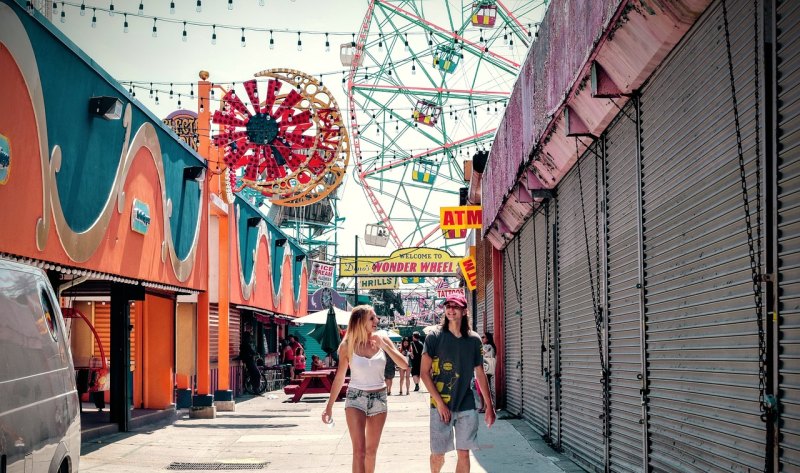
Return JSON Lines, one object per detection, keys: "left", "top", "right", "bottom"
{"left": 80, "top": 388, "right": 579, "bottom": 472}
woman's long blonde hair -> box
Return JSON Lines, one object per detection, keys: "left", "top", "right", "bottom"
{"left": 341, "top": 305, "right": 375, "bottom": 360}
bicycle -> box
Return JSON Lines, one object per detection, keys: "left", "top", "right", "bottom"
{"left": 243, "top": 356, "right": 268, "bottom": 395}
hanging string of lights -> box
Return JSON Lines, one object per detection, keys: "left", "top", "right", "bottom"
{"left": 50, "top": 0, "right": 518, "bottom": 45}
{"left": 122, "top": 79, "right": 509, "bottom": 116}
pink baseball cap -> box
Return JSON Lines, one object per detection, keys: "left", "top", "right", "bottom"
{"left": 442, "top": 292, "right": 467, "bottom": 308}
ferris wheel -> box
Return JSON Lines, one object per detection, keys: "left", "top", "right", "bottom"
{"left": 345, "top": 0, "right": 544, "bottom": 250}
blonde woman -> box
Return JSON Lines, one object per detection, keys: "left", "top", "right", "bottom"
{"left": 322, "top": 305, "right": 409, "bottom": 473}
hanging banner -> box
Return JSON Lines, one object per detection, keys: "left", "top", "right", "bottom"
{"left": 436, "top": 287, "right": 465, "bottom": 299}
{"left": 357, "top": 277, "right": 399, "bottom": 290}
{"left": 309, "top": 260, "right": 335, "bottom": 287}
{"left": 440, "top": 205, "right": 482, "bottom": 231}
{"left": 459, "top": 255, "right": 478, "bottom": 290}
{"left": 340, "top": 247, "right": 459, "bottom": 277}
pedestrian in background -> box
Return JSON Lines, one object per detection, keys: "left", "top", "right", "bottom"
{"left": 322, "top": 305, "right": 409, "bottom": 473}
{"left": 399, "top": 338, "right": 412, "bottom": 395}
{"left": 421, "top": 293, "right": 495, "bottom": 473}
{"left": 410, "top": 331, "right": 424, "bottom": 392}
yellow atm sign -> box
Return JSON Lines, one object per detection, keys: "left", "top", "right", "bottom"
{"left": 440, "top": 206, "right": 482, "bottom": 231}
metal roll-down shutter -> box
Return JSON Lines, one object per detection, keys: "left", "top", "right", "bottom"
{"left": 503, "top": 237, "right": 523, "bottom": 415}
{"left": 604, "top": 101, "right": 646, "bottom": 473}
{"left": 640, "top": 0, "right": 765, "bottom": 470}
{"left": 776, "top": 0, "right": 800, "bottom": 470}
{"left": 556, "top": 141, "right": 605, "bottom": 471}
{"left": 521, "top": 204, "right": 554, "bottom": 438}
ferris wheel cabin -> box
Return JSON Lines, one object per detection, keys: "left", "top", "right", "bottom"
{"left": 433, "top": 45, "right": 461, "bottom": 73}
{"left": 340, "top": 42, "right": 363, "bottom": 67}
{"left": 412, "top": 158, "right": 438, "bottom": 184}
{"left": 413, "top": 100, "right": 442, "bottom": 126}
{"left": 471, "top": 1, "right": 498, "bottom": 28}
{"left": 364, "top": 223, "right": 390, "bottom": 247}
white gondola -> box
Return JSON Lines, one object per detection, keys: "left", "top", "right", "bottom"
{"left": 365, "top": 223, "right": 390, "bottom": 247}
{"left": 340, "top": 42, "right": 363, "bottom": 67}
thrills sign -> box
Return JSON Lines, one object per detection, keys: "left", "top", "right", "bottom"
{"left": 340, "top": 248, "right": 460, "bottom": 277}
{"left": 459, "top": 256, "right": 478, "bottom": 290}
{"left": 440, "top": 206, "right": 482, "bottom": 231}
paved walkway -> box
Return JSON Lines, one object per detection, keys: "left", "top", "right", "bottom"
{"left": 80, "top": 387, "right": 579, "bottom": 472}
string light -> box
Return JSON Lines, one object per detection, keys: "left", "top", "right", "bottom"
{"left": 240, "top": 27, "right": 246, "bottom": 47}
{"left": 211, "top": 24, "right": 216, "bottom": 45}
{"left": 108, "top": 1, "right": 114, "bottom": 16}
{"left": 404, "top": 33, "right": 409, "bottom": 51}
{"left": 138, "top": 0, "right": 143, "bottom": 16}
{"left": 378, "top": 32, "right": 383, "bottom": 49}
{"left": 90, "top": 8, "right": 96, "bottom": 27}
{"left": 325, "top": 32, "right": 330, "bottom": 52}
{"left": 169, "top": 1, "right": 175, "bottom": 14}
{"left": 123, "top": 13, "right": 128, "bottom": 32}
{"left": 297, "top": 32, "right": 302, "bottom": 51}
{"left": 177, "top": 94, "right": 182, "bottom": 107}
{"left": 169, "top": 83, "right": 173, "bottom": 98}
{"left": 269, "top": 30, "right": 274, "bottom": 49}
{"left": 195, "top": 0, "right": 201, "bottom": 13}
{"left": 227, "top": 0, "right": 233, "bottom": 11}
{"left": 79, "top": 0, "right": 85, "bottom": 15}
{"left": 26, "top": 1, "right": 34, "bottom": 13}
{"left": 182, "top": 21, "right": 187, "bottom": 41}
{"left": 152, "top": 18, "right": 157, "bottom": 37}
{"left": 149, "top": 82, "right": 153, "bottom": 98}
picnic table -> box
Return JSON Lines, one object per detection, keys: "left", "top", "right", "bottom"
{"left": 283, "top": 369, "right": 348, "bottom": 403}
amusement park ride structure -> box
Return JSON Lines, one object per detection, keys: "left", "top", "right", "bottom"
{"left": 345, "top": 0, "right": 539, "bottom": 252}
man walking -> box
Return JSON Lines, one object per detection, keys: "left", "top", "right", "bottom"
{"left": 420, "top": 293, "right": 495, "bottom": 473}
{"left": 411, "top": 331, "right": 424, "bottom": 391}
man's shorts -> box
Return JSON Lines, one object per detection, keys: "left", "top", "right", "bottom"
{"left": 345, "top": 387, "right": 388, "bottom": 417}
{"left": 429, "top": 408, "right": 479, "bottom": 453}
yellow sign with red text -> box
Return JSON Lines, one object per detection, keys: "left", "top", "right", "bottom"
{"left": 459, "top": 256, "right": 478, "bottom": 290}
{"left": 440, "top": 206, "right": 482, "bottom": 231}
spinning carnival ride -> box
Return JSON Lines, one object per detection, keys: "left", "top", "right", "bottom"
{"left": 212, "top": 69, "right": 349, "bottom": 208}
{"left": 346, "top": 0, "right": 543, "bottom": 250}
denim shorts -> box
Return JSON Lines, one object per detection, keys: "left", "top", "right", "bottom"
{"left": 430, "top": 408, "right": 478, "bottom": 454}
{"left": 345, "top": 387, "right": 388, "bottom": 417}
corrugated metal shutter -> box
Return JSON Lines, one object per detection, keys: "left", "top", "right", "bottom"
{"left": 777, "top": 0, "right": 800, "bottom": 469}
{"left": 486, "top": 239, "right": 495, "bottom": 335}
{"left": 94, "top": 302, "right": 111, "bottom": 362}
{"left": 503, "top": 237, "right": 523, "bottom": 415}
{"left": 519, "top": 218, "right": 535, "bottom": 424}
{"left": 640, "top": 0, "right": 765, "bottom": 470}
{"left": 556, "top": 141, "right": 605, "bottom": 471}
{"left": 209, "top": 303, "right": 219, "bottom": 363}
{"left": 604, "top": 102, "right": 645, "bottom": 473}
{"left": 521, "top": 205, "right": 553, "bottom": 436}
{"left": 229, "top": 307, "right": 241, "bottom": 359}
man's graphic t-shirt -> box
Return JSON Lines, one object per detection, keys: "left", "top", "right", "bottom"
{"left": 423, "top": 328, "right": 483, "bottom": 412}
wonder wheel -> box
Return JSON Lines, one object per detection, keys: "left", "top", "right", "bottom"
{"left": 213, "top": 68, "right": 349, "bottom": 207}
{"left": 346, "top": 0, "right": 545, "bottom": 249}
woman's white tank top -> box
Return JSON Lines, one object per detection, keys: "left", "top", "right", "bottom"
{"left": 349, "top": 349, "right": 387, "bottom": 391}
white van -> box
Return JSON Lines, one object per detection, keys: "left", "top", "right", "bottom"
{"left": 0, "top": 259, "right": 81, "bottom": 472}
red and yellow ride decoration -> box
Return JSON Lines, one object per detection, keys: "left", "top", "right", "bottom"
{"left": 212, "top": 69, "right": 349, "bottom": 207}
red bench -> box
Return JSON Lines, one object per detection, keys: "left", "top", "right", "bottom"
{"left": 283, "top": 382, "right": 348, "bottom": 401}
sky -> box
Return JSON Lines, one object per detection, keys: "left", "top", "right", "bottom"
{"left": 47, "top": 0, "right": 547, "bottom": 292}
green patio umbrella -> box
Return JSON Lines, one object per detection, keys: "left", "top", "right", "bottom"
{"left": 315, "top": 306, "right": 343, "bottom": 357}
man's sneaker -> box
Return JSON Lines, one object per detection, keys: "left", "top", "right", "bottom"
{"left": 414, "top": 384, "right": 420, "bottom": 392}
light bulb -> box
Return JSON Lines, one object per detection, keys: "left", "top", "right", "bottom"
{"left": 170, "top": 1, "right": 175, "bottom": 14}
{"left": 60, "top": 10, "right": 65, "bottom": 23}
{"left": 80, "top": 2, "right": 85, "bottom": 15}
{"left": 108, "top": 2, "right": 114, "bottom": 16}
{"left": 138, "top": 1, "right": 143, "bottom": 16}
{"left": 123, "top": 15, "right": 128, "bottom": 32}
{"left": 196, "top": 0, "right": 202, "bottom": 13}
{"left": 325, "top": 41, "right": 330, "bottom": 52}
{"left": 228, "top": 0, "right": 233, "bottom": 10}
{"left": 412, "top": 64, "right": 416, "bottom": 75}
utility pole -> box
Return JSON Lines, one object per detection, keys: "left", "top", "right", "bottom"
{"left": 354, "top": 234, "right": 359, "bottom": 304}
